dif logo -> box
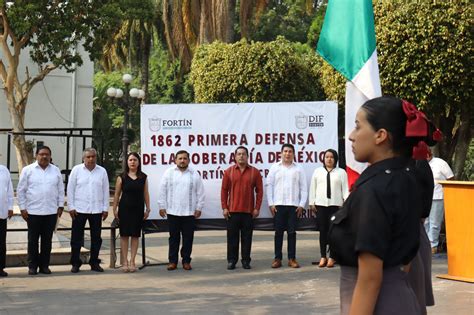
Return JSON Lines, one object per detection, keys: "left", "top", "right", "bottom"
{"left": 309, "top": 115, "right": 324, "bottom": 127}
{"left": 295, "top": 114, "right": 325, "bottom": 129}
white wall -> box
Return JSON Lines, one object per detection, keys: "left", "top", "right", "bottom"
{"left": 0, "top": 45, "right": 94, "bottom": 178}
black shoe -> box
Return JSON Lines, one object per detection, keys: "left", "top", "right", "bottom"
{"left": 0, "top": 269, "right": 8, "bottom": 277}
{"left": 71, "top": 265, "right": 80, "bottom": 273}
{"left": 90, "top": 264, "right": 104, "bottom": 272}
{"left": 39, "top": 267, "right": 52, "bottom": 274}
{"left": 242, "top": 262, "right": 251, "bottom": 270}
{"left": 28, "top": 268, "right": 38, "bottom": 275}
{"left": 227, "top": 262, "right": 236, "bottom": 270}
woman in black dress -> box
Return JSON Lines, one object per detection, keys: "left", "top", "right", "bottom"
{"left": 112, "top": 152, "right": 151, "bottom": 272}
{"left": 329, "top": 96, "right": 439, "bottom": 314}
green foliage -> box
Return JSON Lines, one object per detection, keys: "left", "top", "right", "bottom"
{"left": 464, "top": 141, "right": 474, "bottom": 181}
{"left": 250, "top": 0, "right": 316, "bottom": 43}
{"left": 317, "top": 0, "right": 473, "bottom": 175}
{"left": 148, "top": 42, "right": 194, "bottom": 104}
{"left": 190, "top": 37, "right": 325, "bottom": 103}
{"left": 93, "top": 71, "right": 138, "bottom": 177}
{"left": 1, "top": 0, "right": 122, "bottom": 71}
{"left": 373, "top": 1, "right": 472, "bottom": 113}
{"left": 306, "top": 3, "right": 326, "bottom": 48}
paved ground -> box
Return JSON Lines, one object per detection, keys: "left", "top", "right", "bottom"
{"left": 1, "top": 228, "right": 473, "bottom": 315}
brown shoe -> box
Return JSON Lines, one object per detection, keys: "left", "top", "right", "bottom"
{"left": 167, "top": 263, "right": 177, "bottom": 271}
{"left": 318, "top": 258, "right": 328, "bottom": 268}
{"left": 288, "top": 259, "right": 300, "bottom": 268}
{"left": 182, "top": 263, "right": 192, "bottom": 271}
{"left": 271, "top": 259, "right": 282, "bottom": 268}
{"left": 326, "top": 258, "right": 335, "bottom": 268}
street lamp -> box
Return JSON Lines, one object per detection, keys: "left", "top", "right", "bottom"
{"left": 107, "top": 74, "right": 145, "bottom": 170}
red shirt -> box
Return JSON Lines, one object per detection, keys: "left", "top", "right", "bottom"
{"left": 221, "top": 164, "right": 263, "bottom": 213}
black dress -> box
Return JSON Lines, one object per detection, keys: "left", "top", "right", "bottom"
{"left": 118, "top": 174, "right": 147, "bottom": 237}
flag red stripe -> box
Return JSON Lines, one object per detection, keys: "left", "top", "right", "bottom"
{"left": 346, "top": 166, "right": 360, "bottom": 191}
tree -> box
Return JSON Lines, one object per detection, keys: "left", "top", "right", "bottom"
{"left": 162, "top": 0, "right": 237, "bottom": 74}
{"left": 374, "top": 1, "right": 472, "bottom": 178}
{"left": 317, "top": 1, "right": 472, "bottom": 178}
{"left": 93, "top": 71, "right": 137, "bottom": 178}
{"left": 190, "top": 37, "right": 325, "bottom": 103}
{"left": 99, "top": 0, "right": 161, "bottom": 101}
{"left": 249, "top": 0, "right": 317, "bottom": 43}
{"left": 0, "top": 1, "right": 120, "bottom": 171}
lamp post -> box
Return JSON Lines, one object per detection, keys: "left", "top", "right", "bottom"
{"left": 107, "top": 74, "right": 145, "bottom": 170}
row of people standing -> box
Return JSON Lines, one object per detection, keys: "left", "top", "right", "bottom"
{"left": 0, "top": 96, "right": 446, "bottom": 315}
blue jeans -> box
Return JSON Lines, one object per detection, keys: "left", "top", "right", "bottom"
{"left": 424, "top": 200, "right": 444, "bottom": 248}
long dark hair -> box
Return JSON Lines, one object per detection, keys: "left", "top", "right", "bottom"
{"left": 121, "top": 152, "right": 146, "bottom": 179}
{"left": 361, "top": 96, "right": 437, "bottom": 158}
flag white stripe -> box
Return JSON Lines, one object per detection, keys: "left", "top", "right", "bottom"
{"left": 351, "top": 50, "right": 382, "bottom": 99}
{"left": 345, "top": 51, "right": 382, "bottom": 175}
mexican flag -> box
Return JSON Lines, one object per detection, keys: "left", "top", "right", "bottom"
{"left": 316, "top": 0, "right": 382, "bottom": 188}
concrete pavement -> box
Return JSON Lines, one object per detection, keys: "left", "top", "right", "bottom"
{"left": 1, "top": 230, "right": 473, "bottom": 314}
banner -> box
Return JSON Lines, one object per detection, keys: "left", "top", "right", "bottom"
{"left": 141, "top": 102, "right": 338, "bottom": 230}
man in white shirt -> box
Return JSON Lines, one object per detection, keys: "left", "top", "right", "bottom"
{"left": 17, "top": 146, "right": 64, "bottom": 275}
{"left": 158, "top": 150, "right": 205, "bottom": 271}
{"left": 266, "top": 143, "right": 308, "bottom": 268}
{"left": 0, "top": 164, "right": 14, "bottom": 277}
{"left": 424, "top": 150, "right": 454, "bottom": 253}
{"left": 67, "top": 148, "right": 109, "bottom": 273}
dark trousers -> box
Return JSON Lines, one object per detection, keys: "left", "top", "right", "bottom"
{"left": 274, "top": 205, "right": 297, "bottom": 260}
{"left": 168, "top": 214, "right": 195, "bottom": 264}
{"left": 316, "top": 206, "right": 339, "bottom": 258}
{"left": 70, "top": 213, "right": 103, "bottom": 266}
{"left": 27, "top": 214, "right": 57, "bottom": 270}
{"left": 0, "top": 219, "right": 6, "bottom": 270}
{"left": 226, "top": 212, "right": 253, "bottom": 264}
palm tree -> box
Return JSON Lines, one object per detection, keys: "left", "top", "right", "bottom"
{"left": 98, "top": 0, "right": 159, "bottom": 101}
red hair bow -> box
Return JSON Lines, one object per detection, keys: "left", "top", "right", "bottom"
{"left": 402, "top": 100, "right": 428, "bottom": 137}
{"left": 412, "top": 141, "right": 429, "bottom": 160}
{"left": 433, "top": 129, "right": 443, "bottom": 141}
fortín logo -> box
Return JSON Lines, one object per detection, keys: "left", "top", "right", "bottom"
{"left": 295, "top": 114, "right": 325, "bottom": 129}
{"left": 149, "top": 117, "right": 161, "bottom": 131}
{"left": 149, "top": 117, "right": 193, "bottom": 131}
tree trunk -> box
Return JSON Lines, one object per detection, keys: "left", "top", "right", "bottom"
{"left": 239, "top": 0, "right": 254, "bottom": 39}
{"left": 198, "top": 0, "right": 215, "bottom": 44}
{"left": 452, "top": 104, "right": 472, "bottom": 179}
{"left": 164, "top": 0, "right": 236, "bottom": 72}
{"left": 6, "top": 97, "right": 33, "bottom": 173}
{"left": 213, "top": 0, "right": 236, "bottom": 43}
{"left": 162, "top": 0, "right": 193, "bottom": 74}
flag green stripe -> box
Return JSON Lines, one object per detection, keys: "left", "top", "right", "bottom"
{"left": 317, "top": 0, "right": 376, "bottom": 80}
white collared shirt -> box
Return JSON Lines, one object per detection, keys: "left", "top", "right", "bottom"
{"left": 266, "top": 162, "right": 308, "bottom": 208}
{"left": 158, "top": 166, "right": 205, "bottom": 216}
{"left": 308, "top": 167, "right": 349, "bottom": 207}
{"left": 429, "top": 157, "right": 454, "bottom": 200}
{"left": 17, "top": 161, "right": 64, "bottom": 215}
{"left": 0, "top": 165, "right": 14, "bottom": 219}
{"left": 67, "top": 163, "right": 110, "bottom": 214}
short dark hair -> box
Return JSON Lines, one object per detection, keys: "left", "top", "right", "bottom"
{"left": 175, "top": 150, "right": 190, "bottom": 158}
{"left": 36, "top": 145, "right": 51, "bottom": 155}
{"left": 234, "top": 146, "right": 248, "bottom": 156}
{"left": 324, "top": 149, "right": 339, "bottom": 167}
{"left": 281, "top": 143, "right": 295, "bottom": 153}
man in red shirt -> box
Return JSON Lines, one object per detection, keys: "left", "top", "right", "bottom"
{"left": 221, "top": 146, "right": 263, "bottom": 270}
